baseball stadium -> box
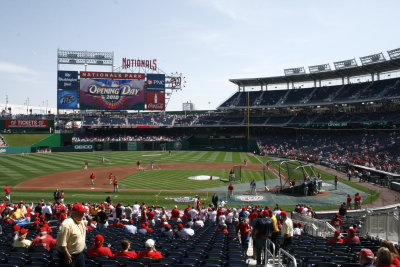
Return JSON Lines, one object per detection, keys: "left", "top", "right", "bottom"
{"left": 0, "top": 45, "right": 400, "bottom": 267}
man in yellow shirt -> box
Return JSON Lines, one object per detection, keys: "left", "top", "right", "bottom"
{"left": 56, "top": 203, "right": 86, "bottom": 267}
{"left": 268, "top": 210, "right": 280, "bottom": 249}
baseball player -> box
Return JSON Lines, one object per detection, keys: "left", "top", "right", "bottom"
{"left": 108, "top": 173, "right": 113, "bottom": 185}
{"left": 4, "top": 184, "right": 11, "bottom": 202}
{"left": 137, "top": 160, "right": 141, "bottom": 170}
{"left": 90, "top": 172, "right": 96, "bottom": 185}
{"left": 84, "top": 161, "right": 88, "bottom": 170}
{"left": 150, "top": 160, "right": 154, "bottom": 170}
{"left": 113, "top": 177, "right": 119, "bottom": 192}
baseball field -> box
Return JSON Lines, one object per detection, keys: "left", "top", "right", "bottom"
{"left": 0, "top": 150, "right": 377, "bottom": 210}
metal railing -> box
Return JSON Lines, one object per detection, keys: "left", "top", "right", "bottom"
{"left": 265, "top": 238, "right": 277, "bottom": 265}
{"left": 278, "top": 248, "right": 297, "bottom": 267}
{"left": 362, "top": 207, "right": 400, "bottom": 243}
{"left": 291, "top": 212, "right": 335, "bottom": 237}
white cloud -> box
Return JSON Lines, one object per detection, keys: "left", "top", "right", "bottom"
{"left": 0, "top": 61, "right": 38, "bottom": 75}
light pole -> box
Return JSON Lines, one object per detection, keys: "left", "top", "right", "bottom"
{"left": 84, "top": 63, "right": 88, "bottom": 71}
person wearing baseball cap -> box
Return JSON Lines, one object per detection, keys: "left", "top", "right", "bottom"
{"left": 31, "top": 227, "right": 56, "bottom": 251}
{"left": 87, "top": 234, "right": 113, "bottom": 258}
{"left": 326, "top": 230, "right": 344, "bottom": 245}
{"left": 12, "top": 228, "right": 31, "bottom": 248}
{"left": 359, "top": 248, "right": 375, "bottom": 267}
{"left": 343, "top": 227, "right": 361, "bottom": 245}
{"left": 56, "top": 203, "right": 87, "bottom": 266}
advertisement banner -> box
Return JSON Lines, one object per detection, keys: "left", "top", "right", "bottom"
{"left": 79, "top": 72, "right": 145, "bottom": 110}
{"left": 73, "top": 142, "right": 94, "bottom": 151}
{"left": 146, "top": 74, "right": 165, "bottom": 92}
{"left": 6, "top": 120, "right": 49, "bottom": 129}
{"left": 57, "top": 71, "right": 79, "bottom": 90}
{"left": 146, "top": 92, "right": 165, "bottom": 110}
{"left": 57, "top": 90, "right": 79, "bottom": 109}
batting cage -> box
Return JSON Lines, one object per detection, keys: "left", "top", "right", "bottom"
{"left": 221, "top": 165, "right": 242, "bottom": 182}
{"left": 275, "top": 159, "right": 317, "bottom": 190}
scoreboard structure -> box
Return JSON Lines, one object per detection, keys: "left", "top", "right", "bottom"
{"left": 56, "top": 49, "right": 184, "bottom": 112}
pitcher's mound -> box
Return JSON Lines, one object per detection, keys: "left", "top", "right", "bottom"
{"left": 188, "top": 175, "right": 220, "bottom": 181}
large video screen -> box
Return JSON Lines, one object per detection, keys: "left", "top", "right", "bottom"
{"left": 79, "top": 72, "right": 145, "bottom": 110}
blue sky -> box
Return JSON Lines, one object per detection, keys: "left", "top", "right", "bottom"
{"left": 0, "top": 0, "right": 399, "bottom": 111}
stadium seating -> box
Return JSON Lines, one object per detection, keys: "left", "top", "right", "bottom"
{"left": 218, "top": 77, "right": 400, "bottom": 108}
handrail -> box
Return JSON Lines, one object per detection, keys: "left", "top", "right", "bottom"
{"left": 266, "top": 238, "right": 276, "bottom": 265}
{"left": 292, "top": 212, "right": 335, "bottom": 237}
{"left": 278, "top": 248, "right": 297, "bottom": 267}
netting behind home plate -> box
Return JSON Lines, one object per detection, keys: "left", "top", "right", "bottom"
{"left": 221, "top": 165, "right": 241, "bottom": 182}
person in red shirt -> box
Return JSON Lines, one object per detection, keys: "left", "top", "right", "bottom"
{"left": 343, "top": 228, "right": 361, "bottom": 245}
{"left": 113, "top": 177, "right": 119, "bottom": 192}
{"left": 171, "top": 206, "right": 181, "bottom": 222}
{"left": 376, "top": 247, "right": 397, "bottom": 267}
{"left": 108, "top": 173, "right": 113, "bottom": 185}
{"left": 113, "top": 239, "right": 137, "bottom": 259}
{"left": 236, "top": 218, "right": 251, "bottom": 253}
{"left": 146, "top": 209, "right": 155, "bottom": 226}
{"left": 137, "top": 160, "right": 141, "bottom": 169}
{"left": 4, "top": 184, "right": 11, "bottom": 202}
{"left": 380, "top": 240, "right": 400, "bottom": 267}
{"left": 87, "top": 235, "right": 114, "bottom": 258}
{"left": 137, "top": 239, "right": 162, "bottom": 260}
{"left": 346, "top": 194, "right": 352, "bottom": 209}
{"left": 218, "top": 224, "right": 229, "bottom": 234}
{"left": 90, "top": 173, "right": 96, "bottom": 185}
{"left": 355, "top": 193, "right": 362, "bottom": 210}
{"left": 184, "top": 205, "right": 191, "bottom": 217}
{"left": 110, "top": 218, "right": 125, "bottom": 227}
{"left": 59, "top": 209, "right": 67, "bottom": 223}
{"left": 330, "top": 214, "right": 343, "bottom": 231}
{"left": 228, "top": 183, "right": 234, "bottom": 199}
{"left": 84, "top": 161, "right": 88, "bottom": 170}
{"left": 326, "top": 230, "right": 344, "bottom": 245}
{"left": 30, "top": 227, "right": 56, "bottom": 251}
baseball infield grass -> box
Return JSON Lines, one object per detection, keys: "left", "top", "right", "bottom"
{"left": 0, "top": 151, "right": 378, "bottom": 209}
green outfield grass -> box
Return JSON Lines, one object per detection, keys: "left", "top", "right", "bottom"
{"left": 0, "top": 151, "right": 378, "bottom": 209}
{"left": 0, "top": 151, "right": 265, "bottom": 186}
{"left": 2, "top": 134, "right": 52, "bottom": 146}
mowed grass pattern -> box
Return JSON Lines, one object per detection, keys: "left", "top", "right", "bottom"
{"left": 0, "top": 151, "right": 270, "bottom": 188}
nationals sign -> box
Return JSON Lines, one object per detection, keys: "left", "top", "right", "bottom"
{"left": 6, "top": 120, "right": 49, "bottom": 129}
{"left": 79, "top": 72, "right": 145, "bottom": 110}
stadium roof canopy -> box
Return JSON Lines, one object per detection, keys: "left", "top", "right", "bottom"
{"left": 229, "top": 57, "right": 400, "bottom": 87}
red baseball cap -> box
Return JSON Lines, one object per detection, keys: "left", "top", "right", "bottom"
{"left": 281, "top": 211, "right": 288, "bottom": 217}
{"left": 72, "top": 203, "right": 86, "bottom": 212}
{"left": 178, "top": 224, "right": 183, "bottom": 229}
{"left": 348, "top": 228, "right": 356, "bottom": 234}
{"left": 40, "top": 227, "right": 47, "bottom": 233}
{"left": 334, "top": 230, "right": 341, "bottom": 236}
{"left": 358, "top": 249, "right": 374, "bottom": 260}
{"left": 165, "top": 224, "right": 171, "bottom": 229}
{"left": 12, "top": 225, "right": 20, "bottom": 231}
{"left": 19, "top": 229, "right": 28, "bottom": 235}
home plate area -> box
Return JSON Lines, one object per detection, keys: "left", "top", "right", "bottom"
{"left": 187, "top": 175, "right": 220, "bottom": 180}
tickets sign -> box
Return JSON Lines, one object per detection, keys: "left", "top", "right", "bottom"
{"left": 6, "top": 120, "right": 49, "bottom": 129}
